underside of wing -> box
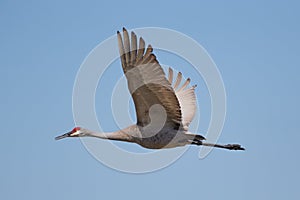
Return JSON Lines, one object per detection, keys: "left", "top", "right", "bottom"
{"left": 168, "top": 68, "right": 197, "bottom": 129}
{"left": 117, "top": 28, "right": 182, "bottom": 130}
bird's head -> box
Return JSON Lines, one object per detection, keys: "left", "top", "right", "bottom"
{"left": 55, "top": 127, "right": 85, "bottom": 140}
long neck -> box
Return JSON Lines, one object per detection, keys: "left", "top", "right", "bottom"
{"left": 85, "top": 126, "right": 136, "bottom": 143}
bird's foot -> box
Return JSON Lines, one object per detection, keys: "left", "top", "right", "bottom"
{"left": 224, "top": 144, "right": 245, "bottom": 151}
{"left": 190, "top": 134, "right": 206, "bottom": 145}
{"left": 194, "top": 134, "right": 206, "bottom": 141}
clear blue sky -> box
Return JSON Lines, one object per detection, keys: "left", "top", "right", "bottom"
{"left": 1, "top": 0, "right": 300, "bottom": 199}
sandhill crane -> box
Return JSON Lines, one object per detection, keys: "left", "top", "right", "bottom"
{"left": 55, "top": 28, "right": 244, "bottom": 151}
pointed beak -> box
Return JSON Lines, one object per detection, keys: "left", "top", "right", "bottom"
{"left": 55, "top": 131, "right": 71, "bottom": 140}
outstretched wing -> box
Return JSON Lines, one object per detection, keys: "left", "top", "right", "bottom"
{"left": 168, "top": 68, "right": 197, "bottom": 129}
{"left": 117, "top": 28, "right": 182, "bottom": 130}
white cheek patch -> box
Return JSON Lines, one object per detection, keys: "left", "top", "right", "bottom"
{"left": 70, "top": 132, "right": 79, "bottom": 137}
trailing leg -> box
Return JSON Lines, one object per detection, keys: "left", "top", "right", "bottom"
{"left": 192, "top": 141, "right": 245, "bottom": 151}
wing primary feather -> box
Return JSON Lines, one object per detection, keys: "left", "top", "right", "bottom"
{"left": 174, "top": 72, "right": 182, "bottom": 90}
{"left": 117, "top": 31, "right": 126, "bottom": 71}
{"left": 131, "top": 32, "right": 137, "bottom": 65}
{"left": 136, "top": 37, "right": 145, "bottom": 63}
{"left": 168, "top": 68, "right": 173, "bottom": 83}
{"left": 178, "top": 78, "right": 191, "bottom": 92}
{"left": 142, "top": 54, "right": 156, "bottom": 65}
{"left": 142, "top": 45, "right": 153, "bottom": 62}
{"left": 142, "top": 50, "right": 155, "bottom": 65}
{"left": 123, "top": 28, "right": 130, "bottom": 65}
{"left": 148, "top": 54, "right": 156, "bottom": 63}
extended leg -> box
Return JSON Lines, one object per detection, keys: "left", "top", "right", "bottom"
{"left": 191, "top": 141, "right": 245, "bottom": 151}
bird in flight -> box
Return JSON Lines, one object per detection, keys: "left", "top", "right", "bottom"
{"left": 55, "top": 28, "right": 244, "bottom": 151}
